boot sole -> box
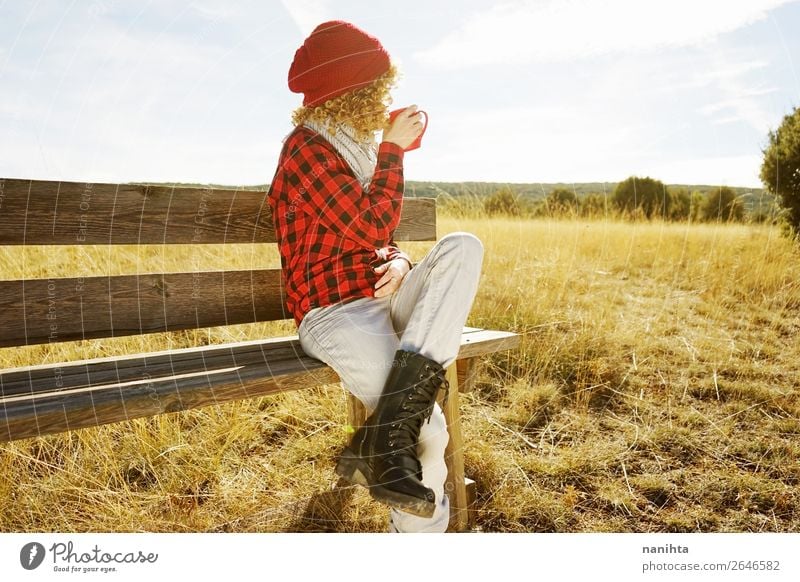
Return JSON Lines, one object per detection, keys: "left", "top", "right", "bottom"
{"left": 335, "top": 448, "right": 436, "bottom": 519}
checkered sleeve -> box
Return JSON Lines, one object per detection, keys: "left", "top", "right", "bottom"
{"left": 289, "top": 137, "right": 406, "bottom": 249}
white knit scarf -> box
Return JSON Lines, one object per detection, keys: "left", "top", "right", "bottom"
{"left": 300, "top": 118, "right": 378, "bottom": 190}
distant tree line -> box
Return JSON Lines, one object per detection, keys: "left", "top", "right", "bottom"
{"left": 437, "top": 180, "right": 778, "bottom": 224}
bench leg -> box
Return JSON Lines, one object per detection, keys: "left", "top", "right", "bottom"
{"left": 345, "top": 363, "right": 475, "bottom": 532}
{"left": 457, "top": 356, "right": 478, "bottom": 393}
{"left": 442, "top": 362, "right": 472, "bottom": 532}
{"left": 346, "top": 391, "right": 367, "bottom": 430}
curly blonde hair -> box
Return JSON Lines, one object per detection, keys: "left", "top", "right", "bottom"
{"left": 291, "top": 63, "right": 400, "bottom": 141}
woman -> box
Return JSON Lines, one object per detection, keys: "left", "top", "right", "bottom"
{"left": 267, "top": 20, "right": 484, "bottom": 533}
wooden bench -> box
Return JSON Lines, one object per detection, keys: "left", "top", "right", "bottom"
{"left": 0, "top": 177, "right": 520, "bottom": 532}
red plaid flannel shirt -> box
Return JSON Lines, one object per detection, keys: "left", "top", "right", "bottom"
{"left": 267, "top": 125, "right": 414, "bottom": 328}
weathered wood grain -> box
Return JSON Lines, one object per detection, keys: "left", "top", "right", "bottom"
{"left": 0, "top": 328, "right": 519, "bottom": 442}
{"left": 0, "top": 337, "right": 339, "bottom": 441}
{"left": 0, "top": 269, "right": 286, "bottom": 347}
{"left": 0, "top": 178, "right": 436, "bottom": 244}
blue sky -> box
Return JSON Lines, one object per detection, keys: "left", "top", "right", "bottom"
{"left": 1, "top": 0, "right": 799, "bottom": 188}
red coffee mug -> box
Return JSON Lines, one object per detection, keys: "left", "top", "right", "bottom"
{"left": 388, "top": 107, "right": 428, "bottom": 151}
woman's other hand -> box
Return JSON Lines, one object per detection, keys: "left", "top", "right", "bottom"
{"left": 373, "top": 257, "right": 411, "bottom": 298}
{"left": 382, "top": 104, "right": 425, "bottom": 150}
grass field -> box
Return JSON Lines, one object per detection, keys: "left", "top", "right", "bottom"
{"left": 1, "top": 215, "right": 799, "bottom": 532}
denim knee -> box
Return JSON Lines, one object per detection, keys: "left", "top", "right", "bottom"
{"left": 437, "top": 231, "right": 484, "bottom": 271}
{"left": 439, "top": 231, "right": 484, "bottom": 256}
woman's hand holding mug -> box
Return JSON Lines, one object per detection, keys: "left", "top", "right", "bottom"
{"left": 383, "top": 104, "right": 428, "bottom": 152}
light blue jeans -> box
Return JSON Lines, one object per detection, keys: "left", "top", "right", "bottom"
{"left": 297, "top": 231, "right": 484, "bottom": 532}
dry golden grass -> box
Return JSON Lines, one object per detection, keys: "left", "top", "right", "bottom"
{"left": 1, "top": 215, "right": 799, "bottom": 532}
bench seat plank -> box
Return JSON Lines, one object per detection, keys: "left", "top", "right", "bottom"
{"left": 1, "top": 327, "right": 519, "bottom": 442}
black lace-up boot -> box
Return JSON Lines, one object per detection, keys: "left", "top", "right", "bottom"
{"left": 335, "top": 349, "right": 450, "bottom": 518}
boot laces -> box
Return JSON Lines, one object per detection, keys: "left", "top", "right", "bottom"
{"left": 387, "top": 365, "right": 449, "bottom": 453}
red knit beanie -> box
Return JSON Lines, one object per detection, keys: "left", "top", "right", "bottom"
{"left": 288, "top": 20, "right": 391, "bottom": 108}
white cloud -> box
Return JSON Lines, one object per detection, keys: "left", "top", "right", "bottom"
{"left": 696, "top": 48, "right": 780, "bottom": 131}
{"left": 704, "top": 61, "right": 771, "bottom": 82}
{"left": 279, "top": 0, "right": 330, "bottom": 36}
{"left": 0, "top": 12, "right": 288, "bottom": 185}
{"left": 406, "top": 102, "right": 766, "bottom": 187}
{"left": 0, "top": 123, "right": 275, "bottom": 185}
{"left": 190, "top": 3, "right": 233, "bottom": 21}
{"left": 638, "top": 154, "right": 764, "bottom": 186}
{"left": 700, "top": 87, "right": 778, "bottom": 115}
{"left": 669, "top": 61, "right": 772, "bottom": 93}
{"left": 406, "top": 104, "right": 649, "bottom": 184}
{"left": 414, "top": 0, "right": 796, "bottom": 68}
{"left": 1, "top": 1, "right": 785, "bottom": 188}
{"left": 712, "top": 115, "right": 748, "bottom": 125}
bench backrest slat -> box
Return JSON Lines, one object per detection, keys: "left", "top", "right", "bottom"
{"left": 0, "top": 269, "right": 289, "bottom": 347}
{"left": 0, "top": 178, "right": 437, "bottom": 245}
{"left": 0, "top": 179, "right": 437, "bottom": 348}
